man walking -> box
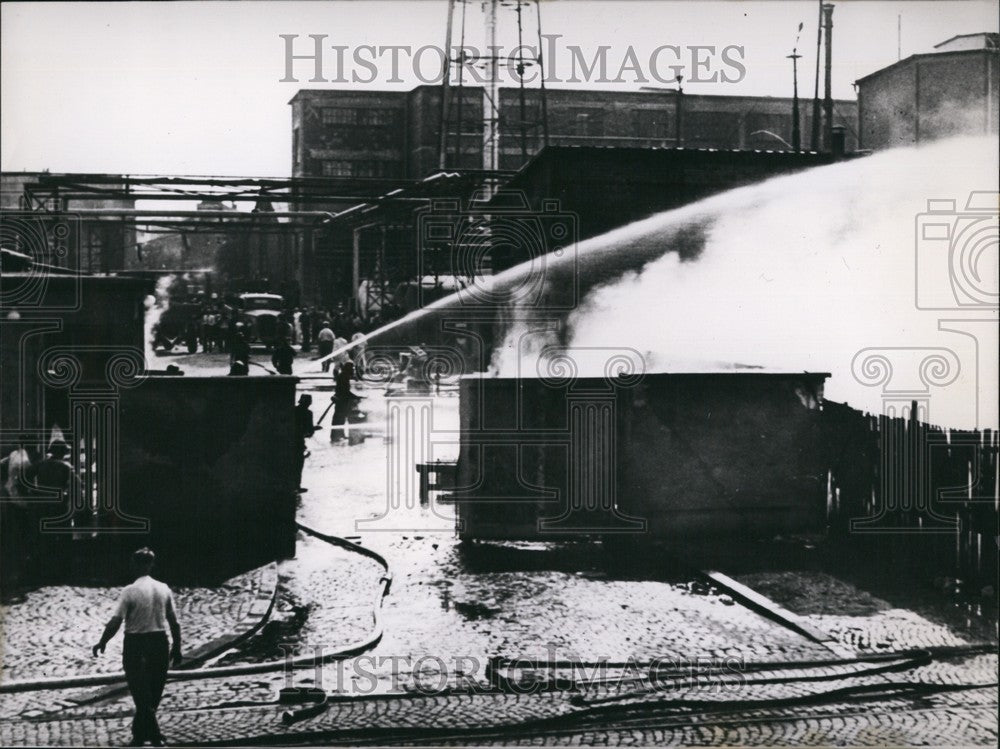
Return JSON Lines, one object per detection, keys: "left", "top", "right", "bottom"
{"left": 294, "top": 394, "right": 318, "bottom": 491}
{"left": 93, "top": 548, "right": 182, "bottom": 747}
{"left": 271, "top": 335, "right": 295, "bottom": 375}
{"left": 299, "top": 307, "right": 312, "bottom": 352}
{"left": 316, "top": 321, "right": 335, "bottom": 372}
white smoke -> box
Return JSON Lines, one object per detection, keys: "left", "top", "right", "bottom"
{"left": 496, "top": 136, "right": 998, "bottom": 430}
{"left": 143, "top": 274, "right": 174, "bottom": 369}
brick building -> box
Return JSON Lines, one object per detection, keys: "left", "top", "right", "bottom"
{"left": 855, "top": 33, "right": 999, "bottom": 150}
{"left": 290, "top": 86, "right": 858, "bottom": 181}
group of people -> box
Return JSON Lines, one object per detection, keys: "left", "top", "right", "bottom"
{"left": 297, "top": 302, "right": 404, "bottom": 351}
{"left": 222, "top": 316, "right": 369, "bottom": 380}
{"left": 292, "top": 357, "right": 364, "bottom": 488}
{"left": 179, "top": 301, "right": 402, "bottom": 357}
{"left": 1, "top": 436, "right": 83, "bottom": 551}
{"left": 191, "top": 304, "right": 233, "bottom": 353}
{"left": 159, "top": 304, "right": 243, "bottom": 355}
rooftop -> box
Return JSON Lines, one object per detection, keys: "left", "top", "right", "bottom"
{"left": 934, "top": 32, "right": 999, "bottom": 50}
{"left": 856, "top": 33, "right": 999, "bottom": 84}
{"left": 290, "top": 85, "right": 857, "bottom": 106}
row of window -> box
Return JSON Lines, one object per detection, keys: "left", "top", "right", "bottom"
{"left": 319, "top": 160, "right": 399, "bottom": 178}
{"left": 320, "top": 107, "right": 398, "bottom": 126}
{"left": 314, "top": 105, "right": 790, "bottom": 142}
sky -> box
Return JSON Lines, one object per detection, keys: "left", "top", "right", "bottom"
{"left": 2, "top": 0, "right": 998, "bottom": 176}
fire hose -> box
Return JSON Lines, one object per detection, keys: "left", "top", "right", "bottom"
{"left": 0, "top": 522, "right": 391, "bottom": 696}
{"left": 1, "top": 527, "right": 993, "bottom": 737}
{"left": 248, "top": 361, "right": 278, "bottom": 375}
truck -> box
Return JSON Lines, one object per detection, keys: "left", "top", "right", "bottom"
{"left": 223, "top": 292, "right": 285, "bottom": 347}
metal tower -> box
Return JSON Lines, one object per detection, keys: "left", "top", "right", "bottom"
{"left": 438, "top": 0, "right": 550, "bottom": 172}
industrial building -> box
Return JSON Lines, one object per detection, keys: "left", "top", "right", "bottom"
{"left": 493, "top": 144, "right": 853, "bottom": 251}
{"left": 290, "top": 85, "right": 859, "bottom": 183}
{"left": 856, "top": 32, "right": 999, "bottom": 150}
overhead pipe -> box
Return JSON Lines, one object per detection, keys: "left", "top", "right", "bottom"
{"left": 64, "top": 208, "right": 337, "bottom": 221}
{"left": 42, "top": 193, "right": 432, "bottom": 204}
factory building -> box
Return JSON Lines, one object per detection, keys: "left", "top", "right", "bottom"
{"left": 494, "top": 145, "right": 854, "bottom": 254}
{"left": 856, "top": 32, "right": 999, "bottom": 150}
{"left": 290, "top": 85, "right": 858, "bottom": 183}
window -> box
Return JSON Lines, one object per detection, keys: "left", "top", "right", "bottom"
{"left": 321, "top": 160, "right": 353, "bottom": 177}
{"left": 635, "top": 110, "right": 671, "bottom": 139}
{"left": 292, "top": 128, "right": 300, "bottom": 166}
{"left": 321, "top": 107, "right": 356, "bottom": 125}
{"left": 358, "top": 109, "right": 395, "bottom": 126}
{"left": 572, "top": 110, "right": 604, "bottom": 137}
{"left": 686, "top": 112, "right": 741, "bottom": 145}
{"left": 319, "top": 160, "right": 399, "bottom": 178}
{"left": 353, "top": 161, "right": 398, "bottom": 178}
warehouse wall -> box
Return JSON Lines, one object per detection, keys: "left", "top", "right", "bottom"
{"left": 455, "top": 373, "right": 829, "bottom": 541}
{"left": 117, "top": 376, "right": 298, "bottom": 578}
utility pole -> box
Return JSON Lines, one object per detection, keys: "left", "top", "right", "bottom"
{"left": 789, "top": 51, "right": 802, "bottom": 151}
{"left": 438, "top": 0, "right": 455, "bottom": 169}
{"left": 535, "top": 0, "right": 550, "bottom": 149}
{"left": 453, "top": 0, "right": 469, "bottom": 166}
{"left": 789, "top": 22, "right": 804, "bottom": 152}
{"left": 822, "top": 3, "right": 835, "bottom": 152}
{"left": 515, "top": 0, "right": 528, "bottom": 162}
{"left": 810, "top": 0, "right": 823, "bottom": 150}
{"left": 675, "top": 75, "right": 684, "bottom": 146}
{"left": 482, "top": 0, "right": 500, "bottom": 172}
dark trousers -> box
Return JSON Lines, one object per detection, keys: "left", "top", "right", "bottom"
{"left": 123, "top": 632, "right": 169, "bottom": 744}
{"left": 295, "top": 443, "right": 306, "bottom": 486}
{"left": 318, "top": 340, "right": 333, "bottom": 371}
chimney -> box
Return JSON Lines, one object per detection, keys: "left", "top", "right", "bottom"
{"left": 822, "top": 3, "right": 835, "bottom": 151}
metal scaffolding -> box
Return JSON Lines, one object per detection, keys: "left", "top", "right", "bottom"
{"left": 2, "top": 169, "right": 511, "bottom": 311}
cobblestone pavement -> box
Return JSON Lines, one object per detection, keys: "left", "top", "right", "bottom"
{"left": 1, "top": 370, "right": 996, "bottom": 745}
{"left": 422, "top": 697, "right": 998, "bottom": 747}
{"left": 734, "top": 570, "right": 996, "bottom": 654}
{"left": 209, "top": 531, "right": 385, "bottom": 666}
{"left": 0, "top": 533, "right": 378, "bottom": 721}
{"left": 0, "top": 653, "right": 994, "bottom": 746}
{"left": 294, "top": 388, "right": 994, "bottom": 688}
{"left": 0, "top": 563, "right": 276, "bottom": 684}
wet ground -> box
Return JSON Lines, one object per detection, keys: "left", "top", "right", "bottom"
{"left": 0, "top": 349, "right": 995, "bottom": 745}
{"left": 185, "top": 350, "right": 996, "bottom": 686}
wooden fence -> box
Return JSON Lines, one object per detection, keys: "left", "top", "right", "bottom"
{"left": 822, "top": 400, "right": 998, "bottom": 590}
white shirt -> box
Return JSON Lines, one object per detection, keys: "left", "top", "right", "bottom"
{"left": 332, "top": 337, "right": 349, "bottom": 365}
{"left": 114, "top": 576, "right": 176, "bottom": 634}
{"left": 2, "top": 448, "right": 31, "bottom": 498}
